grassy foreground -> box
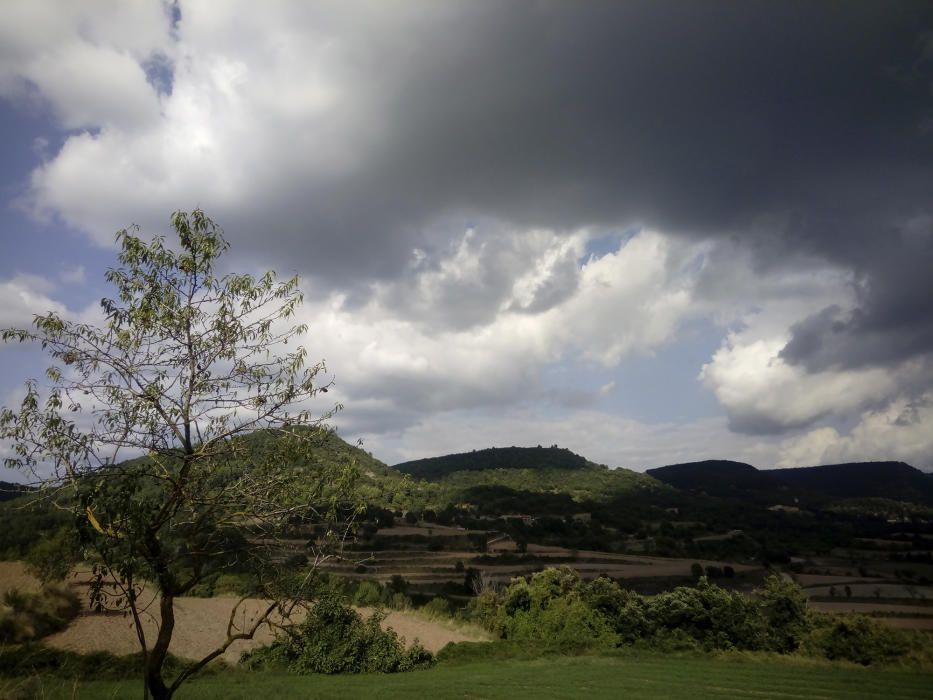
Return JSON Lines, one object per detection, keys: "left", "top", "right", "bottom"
{"left": 5, "top": 652, "right": 933, "bottom": 700}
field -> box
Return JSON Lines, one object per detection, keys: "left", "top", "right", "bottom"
{"left": 0, "top": 562, "right": 488, "bottom": 663}
{"left": 788, "top": 558, "right": 933, "bottom": 631}
{"left": 6, "top": 652, "right": 933, "bottom": 699}
{"left": 320, "top": 527, "right": 763, "bottom": 593}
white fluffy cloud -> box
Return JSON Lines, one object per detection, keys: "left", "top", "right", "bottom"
{"left": 3, "top": 2, "right": 930, "bottom": 469}
{"left": 17, "top": 1, "right": 410, "bottom": 258}
{"left": 696, "top": 249, "right": 896, "bottom": 434}
{"left": 0, "top": 273, "right": 65, "bottom": 327}
{"left": 354, "top": 409, "right": 784, "bottom": 470}
{"left": 301, "top": 228, "right": 703, "bottom": 421}
{"left": 700, "top": 336, "right": 903, "bottom": 434}
{"left": 777, "top": 391, "right": 933, "bottom": 470}
{"left": 0, "top": 1, "right": 170, "bottom": 130}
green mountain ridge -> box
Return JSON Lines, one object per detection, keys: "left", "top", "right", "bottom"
{"left": 394, "top": 446, "right": 591, "bottom": 480}
{"left": 648, "top": 459, "right": 933, "bottom": 506}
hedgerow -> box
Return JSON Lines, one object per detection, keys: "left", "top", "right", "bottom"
{"left": 468, "top": 566, "right": 916, "bottom": 665}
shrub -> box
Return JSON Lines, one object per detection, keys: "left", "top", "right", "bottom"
{"left": 242, "top": 594, "right": 434, "bottom": 673}
{"left": 0, "top": 585, "right": 80, "bottom": 644}
{"left": 805, "top": 615, "right": 910, "bottom": 665}
{"left": 497, "top": 568, "right": 616, "bottom": 648}
{"left": 24, "top": 529, "right": 77, "bottom": 584}
{"left": 386, "top": 575, "right": 409, "bottom": 595}
{"left": 212, "top": 573, "right": 258, "bottom": 596}
{"left": 643, "top": 578, "right": 760, "bottom": 651}
{"left": 420, "top": 597, "right": 452, "bottom": 619}
{"left": 463, "top": 590, "right": 501, "bottom": 633}
{"left": 353, "top": 581, "right": 383, "bottom": 606}
{"left": 581, "top": 577, "right": 648, "bottom": 644}
{"left": 0, "top": 644, "right": 196, "bottom": 680}
{"left": 386, "top": 593, "right": 411, "bottom": 610}
{"left": 755, "top": 575, "right": 810, "bottom": 653}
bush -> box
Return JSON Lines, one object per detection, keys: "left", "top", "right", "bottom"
{"left": 386, "top": 575, "right": 408, "bottom": 595}
{"left": 0, "top": 643, "right": 196, "bottom": 680}
{"left": 420, "top": 597, "right": 452, "bottom": 619}
{"left": 755, "top": 575, "right": 810, "bottom": 653}
{"left": 386, "top": 592, "right": 411, "bottom": 610}
{"left": 353, "top": 581, "right": 383, "bottom": 606}
{"left": 805, "top": 615, "right": 910, "bottom": 665}
{"left": 213, "top": 573, "right": 258, "bottom": 596}
{"left": 644, "top": 578, "right": 760, "bottom": 651}
{"left": 463, "top": 590, "right": 501, "bottom": 632}
{"left": 581, "top": 577, "right": 648, "bottom": 644}
{"left": 497, "top": 568, "right": 616, "bottom": 648}
{"left": 470, "top": 566, "right": 914, "bottom": 665}
{"left": 242, "top": 594, "right": 434, "bottom": 673}
{"left": 24, "top": 529, "right": 78, "bottom": 584}
{"left": 0, "top": 585, "right": 80, "bottom": 643}
{"left": 186, "top": 571, "right": 259, "bottom": 598}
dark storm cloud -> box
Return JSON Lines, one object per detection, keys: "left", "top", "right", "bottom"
{"left": 216, "top": 1, "right": 933, "bottom": 370}
{"left": 23, "top": 2, "right": 928, "bottom": 371}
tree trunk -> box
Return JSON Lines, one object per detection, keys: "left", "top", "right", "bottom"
{"left": 145, "top": 592, "right": 176, "bottom": 700}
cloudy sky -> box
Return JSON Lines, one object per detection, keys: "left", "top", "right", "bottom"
{"left": 1, "top": 1, "right": 932, "bottom": 472}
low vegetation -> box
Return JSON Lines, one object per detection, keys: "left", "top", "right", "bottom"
{"left": 0, "top": 585, "right": 80, "bottom": 644}
{"left": 4, "top": 651, "right": 933, "bottom": 699}
{"left": 464, "top": 566, "right": 931, "bottom": 667}
{"left": 242, "top": 594, "right": 433, "bottom": 674}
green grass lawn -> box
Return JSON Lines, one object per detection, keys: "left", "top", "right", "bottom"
{"left": 5, "top": 652, "right": 933, "bottom": 699}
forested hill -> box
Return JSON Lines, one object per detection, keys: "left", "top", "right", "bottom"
{"left": 394, "top": 446, "right": 591, "bottom": 480}
{"left": 768, "top": 461, "right": 933, "bottom": 505}
{"left": 646, "top": 460, "right": 790, "bottom": 502}
{"left": 0, "top": 481, "right": 32, "bottom": 503}
{"left": 647, "top": 459, "right": 933, "bottom": 506}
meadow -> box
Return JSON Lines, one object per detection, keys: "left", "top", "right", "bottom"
{"left": 5, "top": 651, "right": 932, "bottom": 699}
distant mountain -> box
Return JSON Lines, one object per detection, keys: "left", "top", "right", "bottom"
{"left": 646, "top": 460, "right": 792, "bottom": 502}
{"left": 395, "top": 446, "right": 591, "bottom": 480}
{"left": 646, "top": 459, "right": 933, "bottom": 507}
{"left": 768, "top": 462, "right": 933, "bottom": 505}
{"left": 0, "top": 481, "right": 33, "bottom": 502}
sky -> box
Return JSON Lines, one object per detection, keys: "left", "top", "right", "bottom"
{"left": 1, "top": 1, "right": 932, "bottom": 473}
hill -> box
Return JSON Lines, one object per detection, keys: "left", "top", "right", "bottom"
{"left": 646, "top": 459, "right": 933, "bottom": 507}
{"left": 646, "top": 460, "right": 793, "bottom": 503}
{"left": 394, "top": 446, "right": 590, "bottom": 480}
{"left": 768, "top": 461, "right": 933, "bottom": 505}
{"left": 393, "top": 446, "right": 664, "bottom": 510}
{"left": 0, "top": 481, "right": 32, "bottom": 503}
{"left": 231, "top": 428, "right": 433, "bottom": 513}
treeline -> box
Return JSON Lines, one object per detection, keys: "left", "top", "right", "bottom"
{"left": 394, "top": 446, "right": 591, "bottom": 480}
{"left": 463, "top": 567, "right": 926, "bottom": 666}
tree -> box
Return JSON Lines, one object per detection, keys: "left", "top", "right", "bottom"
{"left": 0, "top": 211, "right": 360, "bottom": 699}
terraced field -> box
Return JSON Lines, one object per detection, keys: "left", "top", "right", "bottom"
{"left": 320, "top": 537, "right": 762, "bottom": 593}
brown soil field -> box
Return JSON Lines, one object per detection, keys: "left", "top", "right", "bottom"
{"left": 809, "top": 601, "right": 933, "bottom": 616}
{"left": 0, "top": 561, "right": 39, "bottom": 595}
{"left": 374, "top": 525, "right": 485, "bottom": 537}
{"left": 878, "top": 617, "right": 933, "bottom": 630}
{"left": 794, "top": 574, "right": 887, "bottom": 587}
{"left": 804, "top": 583, "right": 933, "bottom": 600}
{"left": 46, "top": 596, "right": 280, "bottom": 664}
{"left": 0, "top": 561, "right": 487, "bottom": 663}
{"left": 324, "top": 547, "right": 761, "bottom": 588}
{"left": 45, "top": 598, "right": 486, "bottom": 663}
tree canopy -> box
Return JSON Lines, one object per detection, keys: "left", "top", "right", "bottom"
{"left": 1, "top": 210, "right": 360, "bottom": 699}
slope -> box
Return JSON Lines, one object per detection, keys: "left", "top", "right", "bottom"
{"left": 768, "top": 461, "right": 933, "bottom": 505}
